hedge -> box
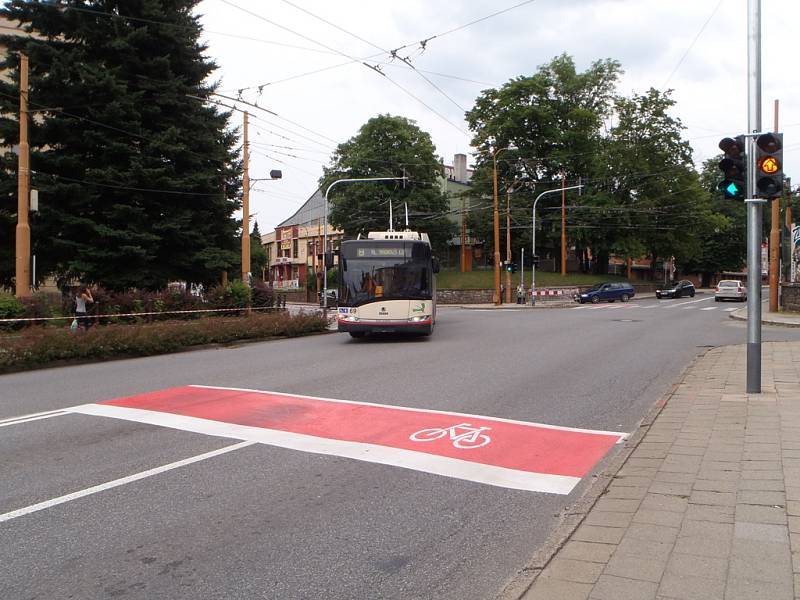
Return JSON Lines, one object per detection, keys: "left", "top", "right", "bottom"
{"left": 0, "top": 311, "right": 328, "bottom": 372}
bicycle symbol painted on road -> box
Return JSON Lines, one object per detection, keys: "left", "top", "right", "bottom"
{"left": 409, "top": 423, "right": 492, "bottom": 449}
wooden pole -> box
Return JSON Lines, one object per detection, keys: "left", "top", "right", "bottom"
{"left": 241, "top": 111, "right": 250, "bottom": 283}
{"left": 560, "top": 173, "right": 566, "bottom": 276}
{"left": 15, "top": 53, "right": 30, "bottom": 297}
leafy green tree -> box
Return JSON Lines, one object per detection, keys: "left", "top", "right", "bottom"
{"left": 321, "top": 114, "right": 455, "bottom": 254}
{"left": 250, "top": 220, "right": 267, "bottom": 281}
{"left": 681, "top": 157, "right": 747, "bottom": 284}
{"left": 465, "top": 54, "right": 622, "bottom": 270}
{"left": 598, "top": 89, "right": 707, "bottom": 276}
{"left": 0, "top": 1, "right": 241, "bottom": 290}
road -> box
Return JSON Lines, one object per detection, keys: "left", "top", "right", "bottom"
{"left": 2, "top": 294, "right": 799, "bottom": 600}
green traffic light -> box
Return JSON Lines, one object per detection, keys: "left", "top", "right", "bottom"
{"left": 726, "top": 182, "right": 740, "bottom": 196}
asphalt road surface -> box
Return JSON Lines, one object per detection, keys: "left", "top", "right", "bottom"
{"left": 2, "top": 294, "right": 799, "bottom": 600}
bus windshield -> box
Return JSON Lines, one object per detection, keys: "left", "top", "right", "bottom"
{"left": 340, "top": 242, "right": 432, "bottom": 305}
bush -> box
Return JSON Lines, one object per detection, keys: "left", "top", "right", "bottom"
{"left": 0, "top": 293, "right": 25, "bottom": 331}
{"left": 0, "top": 311, "right": 328, "bottom": 372}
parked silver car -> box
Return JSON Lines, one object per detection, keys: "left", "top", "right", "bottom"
{"left": 714, "top": 280, "right": 747, "bottom": 302}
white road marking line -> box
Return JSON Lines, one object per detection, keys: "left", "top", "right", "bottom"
{"left": 154, "top": 386, "right": 631, "bottom": 438}
{"left": 0, "top": 409, "right": 68, "bottom": 428}
{"left": 664, "top": 297, "right": 712, "bottom": 309}
{"left": 67, "top": 405, "right": 583, "bottom": 494}
{"left": 724, "top": 307, "right": 738, "bottom": 312}
{"left": 700, "top": 307, "right": 718, "bottom": 311}
{"left": 0, "top": 441, "right": 255, "bottom": 524}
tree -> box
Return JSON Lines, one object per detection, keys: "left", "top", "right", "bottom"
{"left": 250, "top": 220, "right": 267, "bottom": 281}
{"left": 599, "top": 89, "right": 707, "bottom": 276}
{"left": 0, "top": 1, "right": 241, "bottom": 290}
{"left": 465, "top": 54, "right": 622, "bottom": 270}
{"left": 681, "top": 157, "right": 747, "bottom": 284}
{"left": 321, "top": 114, "right": 455, "bottom": 254}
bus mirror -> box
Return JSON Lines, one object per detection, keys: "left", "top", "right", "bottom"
{"left": 432, "top": 257, "right": 440, "bottom": 274}
{"left": 325, "top": 251, "right": 335, "bottom": 269}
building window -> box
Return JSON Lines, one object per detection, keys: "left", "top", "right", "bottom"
{"left": 293, "top": 238, "right": 299, "bottom": 259}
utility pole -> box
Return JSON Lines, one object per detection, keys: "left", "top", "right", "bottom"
{"left": 505, "top": 188, "right": 512, "bottom": 303}
{"left": 15, "top": 53, "right": 30, "bottom": 298}
{"left": 492, "top": 155, "right": 501, "bottom": 304}
{"left": 241, "top": 111, "right": 251, "bottom": 283}
{"left": 769, "top": 99, "right": 780, "bottom": 312}
{"left": 746, "top": 0, "right": 764, "bottom": 393}
{"left": 460, "top": 195, "right": 467, "bottom": 272}
{"left": 560, "top": 173, "right": 567, "bottom": 276}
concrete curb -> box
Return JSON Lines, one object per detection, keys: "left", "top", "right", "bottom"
{"left": 728, "top": 307, "right": 800, "bottom": 327}
{"left": 495, "top": 349, "right": 711, "bottom": 600}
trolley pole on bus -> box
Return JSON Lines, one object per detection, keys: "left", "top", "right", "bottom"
{"left": 323, "top": 177, "right": 408, "bottom": 315}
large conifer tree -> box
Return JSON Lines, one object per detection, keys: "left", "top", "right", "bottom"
{"left": 0, "top": 1, "right": 241, "bottom": 290}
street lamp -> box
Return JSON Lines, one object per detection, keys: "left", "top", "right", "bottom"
{"left": 531, "top": 185, "right": 583, "bottom": 305}
{"left": 492, "top": 145, "right": 516, "bottom": 305}
{"left": 322, "top": 176, "right": 408, "bottom": 312}
{"left": 242, "top": 161, "right": 281, "bottom": 284}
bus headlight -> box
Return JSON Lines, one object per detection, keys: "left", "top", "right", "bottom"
{"left": 409, "top": 315, "right": 430, "bottom": 322}
{"left": 339, "top": 314, "right": 359, "bottom": 322}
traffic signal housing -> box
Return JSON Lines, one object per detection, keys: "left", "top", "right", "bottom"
{"left": 505, "top": 261, "right": 517, "bottom": 273}
{"left": 718, "top": 136, "right": 746, "bottom": 199}
{"left": 755, "top": 132, "right": 783, "bottom": 198}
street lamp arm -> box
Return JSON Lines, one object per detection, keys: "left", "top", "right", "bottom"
{"left": 322, "top": 176, "right": 409, "bottom": 310}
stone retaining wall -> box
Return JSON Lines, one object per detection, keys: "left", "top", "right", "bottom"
{"left": 781, "top": 283, "right": 800, "bottom": 312}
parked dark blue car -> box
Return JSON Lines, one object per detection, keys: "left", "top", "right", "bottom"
{"left": 574, "top": 282, "right": 635, "bottom": 304}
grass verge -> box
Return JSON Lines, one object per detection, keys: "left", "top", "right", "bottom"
{"left": 0, "top": 311, "right": 328, "bottom": 373}
{"left": 436, "top": 269, "right": 627, "bottom": 289}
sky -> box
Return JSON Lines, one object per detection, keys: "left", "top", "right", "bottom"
{"left": 194, "top": 0, "right": 800, "bottom": 234}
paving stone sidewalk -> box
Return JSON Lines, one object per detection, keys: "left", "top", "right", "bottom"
{"left": 522, "top": 341, "right": 800, "bottom": 600}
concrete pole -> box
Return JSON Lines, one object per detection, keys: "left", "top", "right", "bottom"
{"left": 241, "top": 111, "right": 251, "bottom": 283}
{"left": 15, "top": 53, "right": 30, "bottom": 298}
{"left": 746, "top": 0, "right": 764, "bottom": 393}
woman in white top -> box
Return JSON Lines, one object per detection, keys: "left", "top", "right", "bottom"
{"left": 75, "top": 286, "right": 94, "bottom": 330}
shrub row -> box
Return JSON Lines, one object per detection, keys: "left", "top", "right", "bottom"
{"left": 0, "top": 282, "right": 288, "bottom": 329}
{"left": 0, "top": 311, "right": 328, "bottom": 372}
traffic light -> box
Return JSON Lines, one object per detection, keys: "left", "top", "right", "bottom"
{"left": 505, "top": 261, "right": 517, "bottom": 273}
{"left": 718, "top": 136, "right": 746, "bottom": 199}
{"left": 531, "top": 255, "right": 540, "bottom": 266}
{"left": 754, "top": 132, "right": 783, "bottom": 198}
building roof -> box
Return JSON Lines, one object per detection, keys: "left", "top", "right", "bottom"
{"left": 276, "top": 188, "right": 328, "bottom": 229}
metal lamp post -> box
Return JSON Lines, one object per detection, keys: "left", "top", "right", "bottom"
{"left": 322, "top": 177, "right": 408, "bottom": 312}
{"left": 531, "top": 185, "right": 583, "bottom": 305}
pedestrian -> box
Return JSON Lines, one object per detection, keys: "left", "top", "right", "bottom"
{"left": 516, "top": 283, "right": 525, "bottom": 304}
{"left": 74, "top": 285, "right": 94, "bottom": 331}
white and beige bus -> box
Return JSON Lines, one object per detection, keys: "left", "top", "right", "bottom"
{"left": 336, "top": 230, "right": 439, "bottom": 338}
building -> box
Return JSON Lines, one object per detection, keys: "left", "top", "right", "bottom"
{"left": 261, "top": 189, "right": 343, "bottom": 291}
{"left": 261, "top": 154, "right": 479, "bottom": 290}
{"left": 440, "top": 153, "right": 483, "bottom": 270}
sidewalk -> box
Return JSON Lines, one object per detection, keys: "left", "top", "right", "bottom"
{"left": 518, "top": 341, "right": 800, "bottom": 600}
{"left": 730, "top": 306, "right": 800, "bottom": 328}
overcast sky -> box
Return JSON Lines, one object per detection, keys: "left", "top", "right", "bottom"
{"left": 195, "top": 0, "right": 800, "bottom": 234}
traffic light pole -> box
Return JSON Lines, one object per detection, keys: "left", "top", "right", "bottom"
{"left": 746, "top": 0, "right": 763, "bottom": 394}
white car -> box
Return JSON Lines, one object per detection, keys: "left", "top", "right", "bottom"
{"left": 714, "top": 280, "right": 747, "bottom": 302}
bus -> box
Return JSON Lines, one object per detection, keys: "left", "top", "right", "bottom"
{"left": 336, "top": 230, "right": 439, "bottom": 338}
